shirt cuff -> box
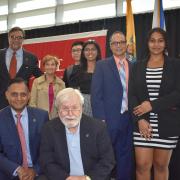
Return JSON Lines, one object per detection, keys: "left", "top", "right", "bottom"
{"left": 13, "top": 166, "right": 21, "bottom": 176}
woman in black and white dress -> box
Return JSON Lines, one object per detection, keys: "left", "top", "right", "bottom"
{"left": 130, "top": 28, "right": 180, "bottom": 180}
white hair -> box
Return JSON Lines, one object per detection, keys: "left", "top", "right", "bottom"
{"left": 55, "top": 88, "right": 84, "bottom": 109}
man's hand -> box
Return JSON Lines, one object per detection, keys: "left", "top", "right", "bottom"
{"left": 17, "top": 167, "right": 27, "bottom": 180}
{"left": 17, "top": 167, "right": 36, "bottom": 180}
{"left": 133, "top": 101, "right": 152, "bottom": 116}
{"left": 25, "top": 168, "right": 36, "bottom": 180}
{"left": 138, "top": 119, "right": 153, "bottom": 140}
{"left": 66, "top": 175, "right": 86, "bottom": 180}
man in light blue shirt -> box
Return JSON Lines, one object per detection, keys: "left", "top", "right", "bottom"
{"left": 66, "top": 125, "right": 84, "bottom": 176}
{"left": 0, "top": 26, "right": 42, "bottom": 110}
{"left": 39, "top": 88, "right": 115, "bottom": 180}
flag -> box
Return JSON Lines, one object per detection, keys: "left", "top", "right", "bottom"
{"left": 126, "top": 0, "right": 136, "bottom": 62}
{"left": 152, "top": 0, "right": 166, "bottom": 30}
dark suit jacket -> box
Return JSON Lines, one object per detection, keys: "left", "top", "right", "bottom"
{"left": 0, "top": 106, "right": 49, "bottom": 180}
{"left": 39, "top": 114, "right": 115, "bottom": 180}
{"left": 91, "top": 56, "right": 132, "bottom": 130}
{"left": 0, "top": 48, "right": 42, "bottom": 109}
{"left": 62, "top": 64, "right": 79, "bottom": 87}
{"left": 129, "top": 55, "right": 180, "bottom": 137}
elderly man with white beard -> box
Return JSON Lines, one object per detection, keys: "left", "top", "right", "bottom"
{"left": 38, "top": 88, "right": 115, "bottom": 180}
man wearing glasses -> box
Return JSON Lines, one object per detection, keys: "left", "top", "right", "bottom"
{"left": 38, "top": 88, "right": 115, "bottom": 180}
{"left": 91, "top": 31, "right": 133, "bottom": 180}
{"left": 63, "top": 41, "right": 84, "bottom": 87}
{"left": 0, "top": 78, "right": 49, "bottom": 180}
{"left": 0, "top": 26, "right": 42, "bottom": 109}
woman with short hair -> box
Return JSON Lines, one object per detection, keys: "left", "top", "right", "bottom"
{"left": 29, "top": 55, "right": 65, "bottom": 119}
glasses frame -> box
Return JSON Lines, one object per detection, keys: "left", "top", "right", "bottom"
{"left": 60, "top": 107, "right": 81, "bottom": 115}
{"left": 10, "top": 35, "right": 24, "bottom": 40}
{"left": 110, "top": 41, "right": 127, "bottom": 46}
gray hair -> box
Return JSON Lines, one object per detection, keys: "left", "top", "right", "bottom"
{"left": 55, "top": 88, "right": 84, "bottom": 109}
{"left": 109, "top": 31, "right": 126, "bottom": 44}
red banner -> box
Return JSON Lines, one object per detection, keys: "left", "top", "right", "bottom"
{"left": 23, "top": 30, "right": 107, "bottom": 78}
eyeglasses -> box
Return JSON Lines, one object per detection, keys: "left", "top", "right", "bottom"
{"left": 10, "top": 35, "right": 24, "bottom": 40}
{"left": 84, "top": 48, "right": 97, "bottom": 52}
{"left": 10, "top": 92, "right": 28, "bottom": 98}
{"left": 111, "top": 41, "right": 126, "bottom": 46}
{"left": 72, "top": 48, "right": 82, "bottom": 53}
{"left": 60, "top": 107, "right": 81, "bottom": 115}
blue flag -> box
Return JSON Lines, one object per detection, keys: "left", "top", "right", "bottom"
{"left": 152, "top": 0, "right": 166, "bottom": 30}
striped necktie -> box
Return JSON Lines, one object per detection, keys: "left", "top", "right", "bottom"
{"left": 119, "top": 61, "right": 128, "bottom": 113}
{"left": 9, "top": 51, "right": 17, "bottom": 79}
{"left": 16, "top": 113, "right": 28, "bottom": 168}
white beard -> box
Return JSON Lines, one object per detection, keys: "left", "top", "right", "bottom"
{"left": 60, "top": 113, "right": 82, "bottom": 128}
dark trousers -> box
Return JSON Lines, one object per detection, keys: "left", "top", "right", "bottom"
{"left": 109, "top": 112, "right": 133, "bottom": 180}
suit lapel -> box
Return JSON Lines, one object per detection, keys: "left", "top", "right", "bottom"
{"left": 142, "top": 61, "right": 148, "bottom": 88}
{"left": 1, "top": 49, "right": 11, "bottom": 78}
{"left": 108, "top": 57, "right": 121, "bottom": 82}
{"left": 127, "top": 60, "right": 132, "bottom": 74}
{"left": 80, "top": 117, "right": 91, "bottom": 173}
{"left": 54, "top": 120, "right": 70, "bottom": 172}
{"left": 140, "top": 60, "right": 149, "bottom": 99}
{"left": 158, "top": 56, "right": 168, "bottom": 96}
{"left": 27, "top": 107, "right": 37, "bottom": 161}
{"left": 6, "top": 107, "right": 22, "bottom": 154}
{"left": 127, "top": 60, "right": 132, "bottom": 88}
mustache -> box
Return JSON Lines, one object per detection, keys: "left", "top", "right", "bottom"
{"left": 63, "top": 116, "right": 79, "bottom": 120}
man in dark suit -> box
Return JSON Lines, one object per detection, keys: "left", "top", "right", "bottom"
{"left": 39, "top": 88, "right": 115, "bottom": 180}
{"left": 0, "top": 26, "right": 42, "bottom": 109}
{"left": 91, "top": 31, "right": 133, "bottom": 180}
{"left": 0, "top": 78, "right": 49, "bottom": 180}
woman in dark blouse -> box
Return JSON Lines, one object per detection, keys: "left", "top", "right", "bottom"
{"left": 70, "top": 39, "right": 101, "bottom": 117}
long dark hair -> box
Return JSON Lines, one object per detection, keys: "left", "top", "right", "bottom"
{"left": 144, "top": 27, "right": 168, "bottom": 59}
{"left": 80, "top": 39, "right": 102, "bottom": 71}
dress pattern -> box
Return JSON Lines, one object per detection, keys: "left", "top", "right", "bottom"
{"left": 133, "top": 67, "right": 179, "bottom": 149}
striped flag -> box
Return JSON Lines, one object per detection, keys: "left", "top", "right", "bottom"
{"left": 152, "top": 0, "right": 166, "bottom": 30}
{"left": 126, "top": 0, "right": 136, "bottom": 62}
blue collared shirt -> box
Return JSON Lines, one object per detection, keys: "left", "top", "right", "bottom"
{"left": 65, "top": 124, "right": 84, "bottom": 176}
{"left": 11, "top": 107, "right": 33, "bottom": 167}
{"left": 6, "top": 47, "right": 23, "bottom": 73}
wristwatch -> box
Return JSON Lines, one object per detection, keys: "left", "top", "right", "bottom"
{"left": 85, "top": 175, "right": 91, "bottom": 180}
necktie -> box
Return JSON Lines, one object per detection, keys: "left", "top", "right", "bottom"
{"left": 9, "top": 51, "right": 17, "bottom": 79}
{"left": 16, "top": 113, "right": 28, "bottom": 168}
{"left": 48, "top": 83, "right": 54, "bottom": 113}
{"left": 119, "top": 61, "right": 128, "bottom": 113}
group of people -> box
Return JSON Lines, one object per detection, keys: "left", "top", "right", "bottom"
{"left": 0, "top": 26, "right": 179, "bottom": 180}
